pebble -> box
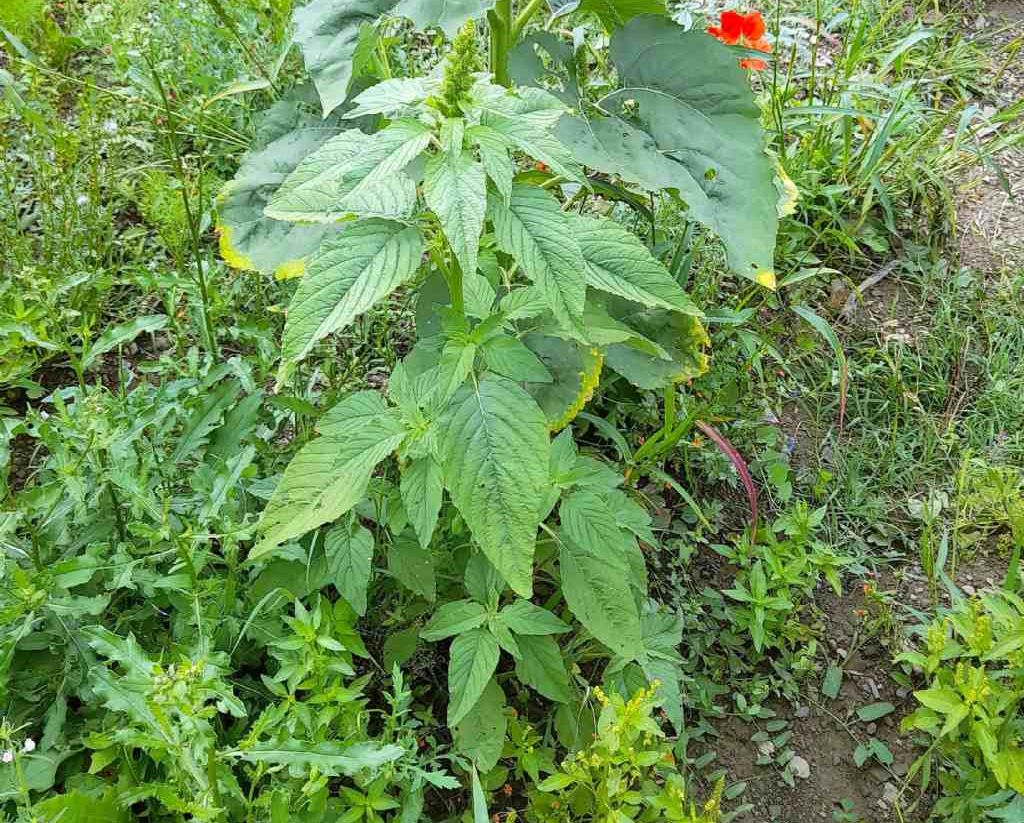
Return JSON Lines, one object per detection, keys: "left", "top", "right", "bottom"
{"left": 963, "top": 584, "right": 976, "bottom": 595}
{"left": 790, "top": 755, "right": 811, "bottom": 779}
{"left": 832, "top": 753, "right": 842, "bottom": 766}
{"left": 757, "top": 740, "right": 776, "bottom": 757}
{"left": 795, "top": 705, "right": 810, "bottom": 719}
{"left": 866, "top": 722, "right": 877, "bottom": 735}
{"left": 879, "top": 782, "right": 900, "bottom": 809}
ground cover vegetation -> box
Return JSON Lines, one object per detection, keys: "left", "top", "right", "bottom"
{"left": 1, "top": 0, "right": 1022, "bottom": 820}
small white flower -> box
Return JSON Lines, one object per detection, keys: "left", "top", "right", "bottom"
{"left": 76, "top": 194, "right": 89, "bottom": 207}
{"left": 1, "top": 750, "right": 12, "bottom": 763}
{"left": 102, "top": 118, "right": 119, "bottom": 135}
{"left": 22, "top": 739, "right": 35, "bottom": 753}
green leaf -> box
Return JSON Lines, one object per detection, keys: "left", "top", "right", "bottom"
{"left": 232, "top": 740, "right": 404, "bottom": 776}
{"left": 434, "top": 339, "right": 478, "bottom": 407}
{"left": 483, "top": 335, "right": 553, "bottom": 383}
{"left": 344, "top": 76, "right": 440, "bottom": 119}
{"left": 447, "top": 628, "right": 501, "bottom": 726}
{"left": 278, "top": 219, "right": 423, "bottom": 383}
{"left": 424, "top": 149, "right": 487, "bottom": 279}
{"left": 793, "top": 305, "right": 848, "bottom": 429}
{"left": 454, "top": 678, "right": 507, "bottom": 773}
{"left": 294, "top": 0, "right": 499, "bottom": 116}
{"left": 914, "top": 686, "right": 965, "bottom": 716}
{"left": 471, "top": 766, "right": 490, "bottom": 823}
{"left": 172, "top": 379, "right": 242, "bottom": 463}
{"left": 266, "top": 122, "right": 428, "bottom": 222}
{"left": 558, "top": 490, "right": 642, "bottom": 657}
{"left": 468, "top": 125, "right": 514, "bottom": 205}
{"left": 421, "top": 600, "right": 488, "bottom": 641}
{"left": 856, "top": 702, "right": 895, "bottom": 722}
{"left": 388, "top": 529, "right": 436, "bottom": 601}
{"left": 522, "top": 334, "right": 603, "bottom": 431}
{"left": 253, "top": 391, "right": 405, "bottom": 557}
{"left": 822, "top": 665, "right": 843, "bottom": 700}
{"left": 514, "top": 634, "right": 571, "bottom": 703}
{"left": 489, "top": 184, "right": 587, "bottom": 338}
{"left": 558, "top": 17, "right": 777, "bottom": 285}
{"left": 602, "top": 304, "right": 709, "bottom": 390}
{"left": 82, "top": 315, "right": 167, "bottom": 370}
{"left": 216, "top": 94, "right": 346, "bottom": 277}
{"left": 326, "top": 520, "right": 374, "bottom": 615}
{"left": 33, "top": 790, "right": 128, "bottom": 823}
{"left": 439, "top": 374, "right": 550, "bottom": 597}
{"left": 498, "top": 599, "right": 570, "bottom": 635}
{"left": 574, "top": 0, "right": 666, "bottom": 29}
{"left": 400, "top": 456, "right": 443, "bottom": 548}
{"left": 567, "top": 215, "right": 700, "bottom": 315}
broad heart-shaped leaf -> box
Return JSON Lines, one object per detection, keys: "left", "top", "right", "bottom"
{"left": 574, "top": 0, "right": 665, "bottom": 30}
{"left": 515, "top": 634, "right": 571, "bottom": 703}
{"left": 439, "top": 374, "right": 550, "bottom": 597}
{"left": 453, "top": 678, "right": 507, "bottom": 773}
{"left": 278, "top": 219, "right": 423, "bottom": 384}
{"left": 400, "top": 455, "right": 443, "bottom": 548}
{"left": 601, "top": 298, "right": 710, "bottom": 390}
{"left": 326, "top": 519, "right": 374, "bottom": 615}
{"left": 217, "top": 123, "right": 345, "bottom": 278}
{"left": 489, "top": 185, "right": 587, "bottom": 339}
{"left": 265, "top": 121, "right": 429, "bottom": 222}
{"left": 557, "top": 16, "right": 778, "bottom": 285}
{"left": 447, "top": 628, "right": 500, "bottom": 726}
{"left": 522, "top": 334, "right": 603, "bottom": 431}
{"left": 252, "top": 392, "right": 405, "bottom": 557}
{"left": 294, "top": 0, "right": 499, "bottom": 116}
{"left": 567, "top": 214, "right": 701, "bottom": 315}
{"left": 424, "top": 149, "right": 487, "bottom": 281}
{"left": 558, "top": 489, "right": 642, "bottom": 658}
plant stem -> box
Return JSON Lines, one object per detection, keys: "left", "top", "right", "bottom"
{"left": 488, "top": 0, "right": 513, "bottom": 86}
{"left": 511, "top": 0, "right": 547, "bottom": 41}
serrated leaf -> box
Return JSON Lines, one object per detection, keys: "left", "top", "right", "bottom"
{"left": 489, "top": 185, "right": 587, "bottom": 338}
{"left": 468, "top": 125, "right": 514, "bottom": 205}
{"left": 557, "top": 17, "right": 777, "bottom": 284}
{"left": 266, "top": 122, "right": 428, "bottom": 222}
{"left": 558, "top": 490, "right": 642, "bottom": 657}
{"left": 522, "top": 334, "right": 603, "bottom": 431}
{"left": 278, "top": 219, "right": 423, "bottom": 383}
{"left": 421, "top": 600, "right": 488, "bottom": 641}
{"left": 424, "top": 150, "right": 486, "bottom": 278}
{"left": 499, "top": 599, "right": 570, "bottom": 635}
{"left": 172, "top": 380, "right": 242, "bottom": 463}
{"left": 439, "top": 374, "right": 550, "bottom": 597}
{"left": 447, "top": 628, "right": 500, "bottom": 726}
{"left": 454, "top": 678, "right": 507, "bottom": 773}
{"left": 33, "top": 789, "right": 129, "bottom": 823}
{"left": 400, "top": 456, "right": 443, "bottom": 548}
{"left": 602, "top": 303, "right": 709, "bottom": 390}
{"left": 389, "top": 529, "right": 436, "bottom": 601}
{"left": 483, "top": 335, "right": 552, "bottom": 383}
{"left": 326, "top": 520, "right": 374, "bottom": 615}
{"left": 344, "top": 76, "right": 440, "bottom": 119}
{"left": 515, "top": 634, "right": 571, "bottom": 703}
{"left": 567, "top": 214, "right": 700, "bottom": 315}
{"left": 434, "top": 339, "right": 478, "bottom": 407}
{"left": 253, "top": 392, "right": 405, "bottom": 557}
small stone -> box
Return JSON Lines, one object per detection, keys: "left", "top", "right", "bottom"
{"left": 836, "top": 648, "right": 848, "bottom": 660}
{"left": 866, "top": 722, "right": 877, "bottom": 735}
{"left": 790, "top": 755, "right": 811, "bottom": 779}
{"left": 795, "top": 705, "right": 810, "bottom": 719}
{"left": 880, "top": 782, "right": 899, "bottom": 808}
{"left": 870, "top": 766, "right": 888, "bottom": 783}
{"left": 963, "top": 584, "right": 976, "bottom": 596}
{"left": 832, "top": 753, "right": 842, "bottom": 766}
{"left": 896, "top": 687, "right": 909, "bottom": 698}
{"left": 757, "top": 740, "right": 776, "bottom": 757}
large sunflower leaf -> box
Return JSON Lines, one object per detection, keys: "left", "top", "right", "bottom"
{"left": 294, "top": 0, "right": 499, "bottom": 116}
{"left": 265, "top": 121, "right": 429, "bottom": 222}
{"left": 439, "top": 374, "right": 550, "bottom": 597}
{"left": 557, "top": 16, "right": 777, "bottom": 286}
{"left": 278, "top": 219, "right": 423, "bottom": 384}
{"left": 567, "top": 214, "right": 701, "bottom": 315}
{"left": 488, "top": 185, "right": 587, "bottom": 339}
{"left": 253, "top": 392, "right": 405, "bottom": 557}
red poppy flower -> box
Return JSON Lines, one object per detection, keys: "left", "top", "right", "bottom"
{"left": 707, "top": 9, "right": 773, "bottom": 71}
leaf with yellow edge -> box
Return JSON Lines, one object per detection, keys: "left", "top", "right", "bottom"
{"left": 522, "top": 334, "right": 603, "bottom": 431}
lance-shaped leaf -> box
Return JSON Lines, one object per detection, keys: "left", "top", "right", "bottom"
{"left": 439, "top": 374, "right": 550, "bottom": 597}
{"left": 468, "top": 126, "right": 513, "bottom": 205}
{"left": 557, "top": 16, "right": 777, "bottom": 285}
{"left": 278, "top": 219, "right": 423, "bottom": 384}
{"left": 424, "top": 149, "right": 487, "bottom": 279}
{"left": 515, "top": 634, "right": 571, "bottom": 703}
{"left": 567, "top": 214, "right": 701, "bottom": 315}
{"left": 558, "top": 490, "right": 642, "bottom": 658}
{"left": 447, "top": 628, "right": 500, "bottom": 726}
{"left": 253, "top": 392, "right": 405, "bottom": 557}
{"left": 231, "top": 740, "right": 405, "bottom": 777}
{"left": 453, "top": 678, "right": 507, "bottom": 772}
{"left": 294, "top": 0, "right": 500, "bottom": 116}
{"left": 266, "top": 121, "right": 429, "bottom": 222}
{"left": 400, "top": 455, "right": 443, "bottom": 548}
{"left": 489, "top": 185, "right": 587, "bottom": 339}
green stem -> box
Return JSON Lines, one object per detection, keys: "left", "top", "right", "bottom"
{"left": 511, "top": 0, "right": 546, "bottom": 41}
{"left": 663, "top": 384, "right": 676, "bottom": 431}
{"left": 488, "top": 0, "right": 513, "bottom": 86}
